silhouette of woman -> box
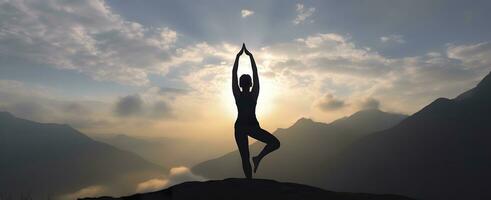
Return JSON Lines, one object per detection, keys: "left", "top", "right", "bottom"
{"left": 232, "top": 43, "right": 280, "bottom": 179}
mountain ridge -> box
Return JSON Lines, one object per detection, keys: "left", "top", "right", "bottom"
{"left": 316, "top": 71, "right": 491, "bottom": 200}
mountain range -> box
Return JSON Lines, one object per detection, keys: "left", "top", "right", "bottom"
{"left": 317, "top": 72, "right": 491, "bottom": 199}
{"left": 0, "top": 112, "right": 166, "bottom": 199}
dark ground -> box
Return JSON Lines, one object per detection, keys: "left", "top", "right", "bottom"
{"left": 81, "top": 178, "right": 414, "bottom": 200}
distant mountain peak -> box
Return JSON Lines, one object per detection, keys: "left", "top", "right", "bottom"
{"left": 328, "top": 109, "right": 407, "bottom": 133}
{"left": 294, "top": 117, "right": 314, "bottom": 125}
{"left": 349, "top": 108, "right": 384, "bottom": 117}
{"left": 474, "top": 71, "right": 491, "bottom": 94}
{"left": 455, "top": 71, "right": 491, "bottom": 101}
{"left": 477, "top": 71, "right": 491, "bottom": 86}
{"left": 290, "top": 117, "right": 313, "bottom": 126}
{"left": 338, "top": 109, "right": 406, "bottom": 123}
{"left": 290, "top": 117, "right": 323, "bottom": 129}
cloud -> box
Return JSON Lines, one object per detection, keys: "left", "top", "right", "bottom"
{"left": 0, "top": 0, "right": 178, "bottom": 85}
{"left": 380, "top": 34, "right": 406, "bottom": 44}
{"left": 252, "top": 33, "right": 490, "bottom": 116}
{"left": 360, "top": 98, "right": 380, "bottom": 110}
{"left": 241, "top": 9, "right": 254, "bottom": 18}
{"left": 268, "top": 33, "right": 391, "bottom": 78}
{"left": 293, "top": 3, "right": 315, "bottom": 25}
{"left": 135, "top": 167, "right": 205, "bottom": 193}
{"left": 166, "top": 166, "right": 206, "bottom": 185}
{"left": 0, "top": 79, "right": 177, "bottom": 135}
{"left": 167, "top": 32, "right": 491, "bottom": 126}
{"left": 0, "top": 78, "right": 185, "bottom": 136}
{"left": 135, "top": 179, "right": 169, "bottom": 193}
{"left": 2, "top": 0, "right": 490, "bottom": 136}
{"left": 447, "top": 42, "right": 491, "bottom": 69}
{"left": 159, "top": 27, "right": 178, "bottom": 48}
{"left": 59, "top": 185, "right": 106, "bottom": 200}
{"left": 268, "top": 33, "right": 483, "bottom": 83}
{"left": 114, "top": 95, "right": 144, "bottom": 117}
{"left": 151, "top": 101, "right": 172, "bottom": 118}
{"left": 317, "top": 94, "right": 346, "bottom": 111}
{"left": 114, "top": 94, "right": 173, "bottom": 119}
{"left": 0, "top": 80, "right": 113, "bottom": 130}
{"left": 3, "top": 25, "right": 489, "bottom": 136}
{"left": 158, "top": 87, "right": 189, "bottom": 97}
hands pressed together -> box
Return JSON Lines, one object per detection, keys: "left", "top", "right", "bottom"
{"left": 237, "top": 43, "right": 252, "bottom": 57}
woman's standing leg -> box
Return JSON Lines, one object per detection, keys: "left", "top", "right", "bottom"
{"left": 235, "top": 127, "right": 252, "bottom": 178}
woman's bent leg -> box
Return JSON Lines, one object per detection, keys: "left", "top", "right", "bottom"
{"left": 235, "top": 128, "right": 252, "bottom": 179}
{"left": 248, "top": 127, "right": 280, "bottom": 172}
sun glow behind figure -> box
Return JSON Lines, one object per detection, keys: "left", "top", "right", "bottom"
{"left": 221, "top": 52, "right": 279, "bottom": 120}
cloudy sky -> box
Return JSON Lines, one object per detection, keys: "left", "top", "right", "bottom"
{"left": 1, "top": 0, "right": 491, "bottom": 143}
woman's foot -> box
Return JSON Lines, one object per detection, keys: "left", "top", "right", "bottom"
{"left": 252, "top": 156, "right": 261, "bottom": 173}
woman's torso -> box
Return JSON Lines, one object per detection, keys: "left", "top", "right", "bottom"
{"left": 234, "top": 92, "right": 259, "bottom": 127}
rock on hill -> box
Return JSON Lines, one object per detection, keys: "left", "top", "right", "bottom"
{"left": 81, "top": 178, "right": 414, "bottom": 200}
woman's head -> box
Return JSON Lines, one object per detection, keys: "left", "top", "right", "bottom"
{"left": 239, "top": 74, "right": 252, "bottom": 91}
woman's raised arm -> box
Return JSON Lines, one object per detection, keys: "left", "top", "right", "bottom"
{"left": 232, "top": 45, "right": 244, "bottom": 98}
{"left": 244, "top": 45, "right": 259, "bottom": 98}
